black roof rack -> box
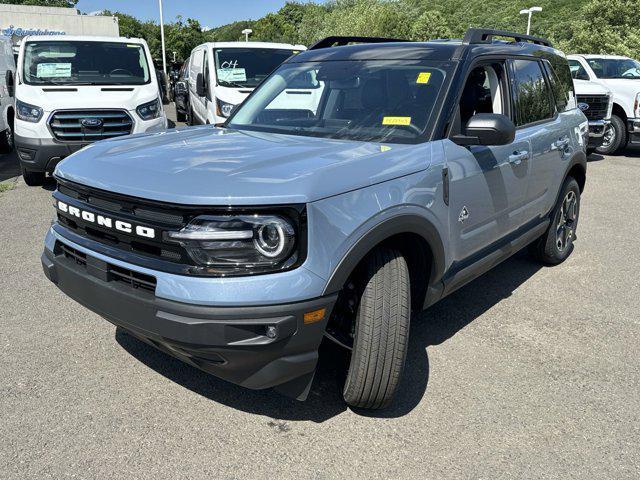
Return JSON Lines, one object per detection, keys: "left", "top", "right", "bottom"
{"left": 308, "top": 36, "right": 409, "bottom": 50}
{"left": 462, "top": 28, "right": 553, "bottom": 48}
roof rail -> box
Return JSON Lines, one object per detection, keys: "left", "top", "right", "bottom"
{"left": 462, "top": 28, "right": 553, "bottom": 48}
{"left": 308, "top": 36, "right": 408, "bottom": 50}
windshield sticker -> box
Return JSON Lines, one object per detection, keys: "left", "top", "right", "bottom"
{"left": 382, "top": 116, "right": 411, "bottom": 126}
{"left": 416, "top": 72, "right": 432, "bottom": 84}
{"left": 36, "top": 63, "right": 71, "bottom": 78}
{"left": 380, "top": 145, "right": 392, "bottom": 152}
{"left": 217, "top": 67, "right": 247, "bottom": 83}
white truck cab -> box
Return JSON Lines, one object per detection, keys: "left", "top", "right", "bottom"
{"left": 568, "top": 54, "right": 640, "bottom": 154}
{"left": 0, "top": 35, "right": 16, "bottom": 153}
{"left": 187, "top": 42, "right": 308, "bottom": 125}
{"left": 14, "top": 35, "right": 168, "bottom": 185}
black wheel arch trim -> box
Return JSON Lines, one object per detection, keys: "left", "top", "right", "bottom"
{"left": 322, "top": 214, "right": 446, "bottom": 295}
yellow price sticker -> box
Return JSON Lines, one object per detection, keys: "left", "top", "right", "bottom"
{"left": 380, "top": 145, "right": 392, "bottom": 152}
{"left": 417, "top": 72, "right": 432, "bottom": 84}
{"left": 382, "top": 116, "right": 412, "bottom": 126}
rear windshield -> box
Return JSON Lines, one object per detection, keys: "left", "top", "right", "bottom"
{"left": 228, "top": 60, "right": 451, "bottom": 144}
{"left": 23, "top": 41, "right": 151, "bottom": 86}
{"left": 214, "top": 48, "right": 299, "bottom": 88}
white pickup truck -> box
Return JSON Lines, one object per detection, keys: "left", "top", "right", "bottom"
{"left": 568, "top": 54, "right": 640, "bottom": 154}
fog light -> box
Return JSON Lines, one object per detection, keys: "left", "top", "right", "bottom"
{"left": 266, "top": 325, "right": 277, "bottom": 339}
{"left": 17, "top": 148, "right": 35, "bottom": 161}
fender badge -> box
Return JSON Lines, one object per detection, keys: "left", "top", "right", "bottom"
{"left": 458, "top": 206, "right": 470, "bottom": 223}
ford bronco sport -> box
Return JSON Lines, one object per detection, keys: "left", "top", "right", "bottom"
{"left": 42, "top": 30, "right": 588, "bottom": 409}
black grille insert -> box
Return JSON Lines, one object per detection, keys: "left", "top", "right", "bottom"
{"left": 49, "top": 110, "right": 133, "bottom": 142}
{"left": 577, "top": 95, "right": 609, "bottom": 121}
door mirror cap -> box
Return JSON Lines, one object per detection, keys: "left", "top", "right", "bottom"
{"left": 196, "top": 72, "right": 206, "bottom": 97}
{"left": 452, "top": 113, "right": 516, "bottom": 146}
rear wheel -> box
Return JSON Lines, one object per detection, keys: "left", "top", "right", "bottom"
{"left": 21, "top": 166, "right": 46, "bottom": 187}
{"left": 596, "top": 115, "right": 626, "bottom": 155}
{"left": 0, "top": 125, "right": 14, "bottom": 153}
{"left": 343, "top": 248, "right": 411, "bottom": 409}
{"left": 530, "top": 177, "right": 580, "bottom": 265}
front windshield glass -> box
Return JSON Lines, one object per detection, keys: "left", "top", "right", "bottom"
{"left": 586, "top": 58, "right": 640, "bottom": 79}
{"left": 214, "top": 48, "right": 299, "bottom": 88}
{"left": 23, "top": 41, "right": 151, "bottom": 86}
{"left": 227, "top": 60, "right": 450, "bottom": 143}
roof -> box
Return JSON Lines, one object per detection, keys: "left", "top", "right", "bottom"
{"left": 21, "top": 35, "right": 145, "bottom": 44}
{"left": 196, "top": 41, "right": 306, "bottom": 51}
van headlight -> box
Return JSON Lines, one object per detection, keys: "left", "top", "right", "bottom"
{"left": 136, "top": 98, "right": 161, "bottom": 120}
{"left": 165, "top": 214, "right": 301, "bottom": 274}
{"left": 216, "top": 98, "right": 235, "bottom": 118}
{"left": 16, "top": 99, "right": 44, "bottom": 123}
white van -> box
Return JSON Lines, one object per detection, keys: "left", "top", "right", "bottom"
{"left": 187, "top": 42, "right": 310, "bottom": 125}
{"left": 14, "top": 35, "right": 168, "bottom": 185}
{"left": 0, "top": 35, "right": 15, "bottom": 153}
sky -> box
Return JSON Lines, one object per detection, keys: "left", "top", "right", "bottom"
{"left": 76, "top": 0, "right": 325, "bottom": 30}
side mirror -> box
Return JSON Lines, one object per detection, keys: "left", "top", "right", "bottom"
{"left": 5, "top": 70, "right": 14, "bottom": 97}
{"left": 196, "top": 73, "right": 206, "bottom": 97}
{"left": 452, "top": 113, "right": 516, "bottom": 146}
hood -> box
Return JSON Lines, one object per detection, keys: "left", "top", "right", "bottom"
{"left": 16, "top": 84, "right": 158, "bottom": 112}
{"left": 593, "top": 78, "right": 640, "bottom": 111}
{"left": 215, "top": 85, "right": 253, "bottom": 106}
{"left": 573, "top": 79, "right": 610, "bottom": 96}
{"left": 55, "top": 127, "right": 431, "bottom": 205}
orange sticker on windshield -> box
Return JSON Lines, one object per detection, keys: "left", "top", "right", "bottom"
{"left": 417, "top": 72, "right": 432, "bottom": 84}
{"left": 382, "top": 116, "right": 411, "bottom": 126}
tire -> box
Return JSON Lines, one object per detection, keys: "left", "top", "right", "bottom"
{"left": 596, "top": 115, "right": 627, "bottom": 155}
{"left": 21, "top": 166, "right": 46, "bottom": 187}
{"left": 530, "top": 177, "right": 580, "bottom": 265}
{"left": 343, "top": 248, "right": 411, "bottom": 409}
{"left": 0, "top": 125, "right": 14, "bottom": 154}
{"left": 187, "top": 107, "right": 194, "bottom": 126}
{"left": 176, "top": 108, "right": 186, "bottom": 122}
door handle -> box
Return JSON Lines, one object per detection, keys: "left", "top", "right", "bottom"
{"left": 508, "top": 150, "right": 529, "bottom": 165}
{"left": 552, "top": 137, "right": 570, "bottom": 150}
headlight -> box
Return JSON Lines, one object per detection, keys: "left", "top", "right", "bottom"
{"left": 16, "top": 99, "right": 43, "bottom": 123}
{"left": 165, "top": 214, "right": 300, "bottom": 274}
{"left": 216, "top": 98, "right": 236, "bottom": 118}
{"left": 607, "top": 94, "right": 614, "bottom": 119}
{"left": 136, "top": 98, "right": 161, "bottom": 120}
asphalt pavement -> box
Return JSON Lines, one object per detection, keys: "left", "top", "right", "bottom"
{"left": 1, "top": 113, "right": 639, "bottom": 479}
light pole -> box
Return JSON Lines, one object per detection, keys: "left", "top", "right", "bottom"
{"left": 158, "top": 0, "right": 167, "bottom": 74}
{"left": 519, "top": 6, "right": 542, "bottom": 35}
{"left": 242, "top": 28, "right": 253, "bottom": 42}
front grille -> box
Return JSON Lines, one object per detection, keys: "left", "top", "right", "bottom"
{"left": 49, "top": 109, "right": 133, "bottom": 142}
{"left": 577, "top": 95, "right": 609, "bottom": 121}
{"left": 57, "top": 242, "right": 157, "bottom": 293}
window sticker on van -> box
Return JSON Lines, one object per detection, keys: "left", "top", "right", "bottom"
{"left": 382, "top": 117, "right": 412, "bottom": 126}
{"left": 36, "top": 63, "right": 72, "bottom": 78}
{"left": 217, "top": 67, "right": 247, "bottom": 83}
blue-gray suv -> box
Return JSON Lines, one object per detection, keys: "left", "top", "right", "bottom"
{"left": 42, "top": 30, "right": 588, "bottom": 409}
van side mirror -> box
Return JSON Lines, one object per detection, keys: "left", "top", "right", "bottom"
{"left": 452, "top": 113, "right": 516, "bottom": 146}
{"left": 196, "top": 73, "right": 206, "bottom": 97}
{"left": 5, "top": 70, "right": 14, "bottom": 97}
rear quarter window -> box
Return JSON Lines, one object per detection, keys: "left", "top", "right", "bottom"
{"left": 543, "top": 60, "right": 577, "bottom": 112}
{"left": 510, "top": 59, "right": 555, "bottom": 126}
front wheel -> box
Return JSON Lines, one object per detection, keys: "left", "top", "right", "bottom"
{"left": 343, "top": 248, "right": 411, "bottom": 409}
{"left": 596, "top": 115, "right": 627, "bottom": 155}
{"left": 530, "top": 177, "right": 581, "bottom": 265}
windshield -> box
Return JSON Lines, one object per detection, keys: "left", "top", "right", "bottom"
{"left": 214, "top": 48, "right": 299, "bottom": 88}
{"left": 586, "top": 58, "right": 640, "bottom": 79}
{"left": 23, "top": 41, "right": 151, "bottom": 86}
{"left": 227, "top": 60, "right": 450, "bottom": 143}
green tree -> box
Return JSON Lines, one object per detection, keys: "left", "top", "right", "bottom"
{"left": 410, "top": 10, "right": 451, "bottom": 41}
{"left": 165, "top": 16, "right": 206, "bottom": 62}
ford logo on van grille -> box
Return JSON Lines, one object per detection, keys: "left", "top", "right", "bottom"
{"left": 578, "top": 102, "right": 590, "bottom": 112}
{"left": 81, "top": 118, "right": 104, "bottom": 128}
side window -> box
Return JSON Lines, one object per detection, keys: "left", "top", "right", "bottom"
{"left": 510, "top": 59, "right": 554, "bottom": 127}
{"left": 568, "top": 59, "right": 590, "bottom": 81}
{"left": 542, "top": 60, "right": 576, "bottom": 112}
{"left": 457, "top": 63, "right": 507, "bottom": 130}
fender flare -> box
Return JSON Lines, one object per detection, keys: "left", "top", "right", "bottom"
{"left": 322, "top": 213, "right": 446, "bottom": 295}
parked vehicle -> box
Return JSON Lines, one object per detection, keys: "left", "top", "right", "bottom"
{"left": 0, "top": 35, "right": 15, "bottom": 153}
{"left": 43, "top": 30, "right": 588, "bottom": 409}
{"left": 568, "top": 62, "right": 612, "bottom": 153}
{"left": 14, "top": 36, "right": 168, "bottom": 186}
{"left": 568, "top": 54, "right": 640, "bottom": 154}
{"left": 187, "top": 41, "right": 306, "bottom": 125}
{"left": 173, "top": 58, "right": 190, "bottom": 123}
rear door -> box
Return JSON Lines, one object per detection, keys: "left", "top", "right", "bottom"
{"left": 188, "top": 48, "right": 206, "bottom": 123}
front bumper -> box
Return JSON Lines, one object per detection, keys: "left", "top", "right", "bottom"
{"left": 628, "top": 118, "right": 640, "bottom": 145}
{"left": 15, "top": 133, "right": 88, "bottom": 173}
{"left": 587, "top": 120, "right": 609, "bottom": 148}
{"left": 42, "top": 239, "right": 337, "bottom": 400}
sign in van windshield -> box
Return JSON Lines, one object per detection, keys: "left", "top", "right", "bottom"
{"left": 36, "top": 63, "right": 72, "bottom": 78}
{"left": 217, "top": 67, "right": 247, "bottom": 83}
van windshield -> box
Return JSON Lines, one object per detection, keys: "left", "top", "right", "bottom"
{"left": 227, "top": 60, "right": 450, "bottom": 144}
{"left": 586, "top": 58, "right": 640, "bottom": 79}
{"left": 23, "top": 41, "right": 151, "bottom": 86}
{"left": 214, "top": 48, "right": 299, "bottom": 88}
